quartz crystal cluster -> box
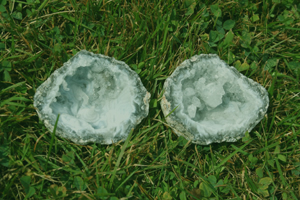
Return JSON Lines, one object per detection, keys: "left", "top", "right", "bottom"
{"left": 161, "top": 54, "right": 269, "bottom": 145}
{"left": 34, "top": 50, "right": 150, "bottom": 145}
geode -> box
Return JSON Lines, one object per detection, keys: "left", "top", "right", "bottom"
{"left": 161, "top": 54, "right": 269, "bottom": 145}
{"left": 34, "top": 50, "right": 150, "bottom": 145}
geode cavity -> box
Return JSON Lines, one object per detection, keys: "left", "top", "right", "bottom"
{"left": 161, "top": 54, "right": 269, "bottom": 145}
{"left": 34, "top": 50, "right": 150, "bottom": 145}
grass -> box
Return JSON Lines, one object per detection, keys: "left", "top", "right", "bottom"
{"left": 0, "top": 0, "right": 300, "bottom": 199}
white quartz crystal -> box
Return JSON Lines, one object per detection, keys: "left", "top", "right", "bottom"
{"left": 161, "top": 54, "right": 269, "bottom": 145}
{"left": 34, "top": 50, "right": 150, "bottom": 145}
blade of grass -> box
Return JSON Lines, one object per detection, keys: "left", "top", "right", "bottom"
{"left": 176, "top": 158, "right": 222, "bottom": 198}
{"left": 109, "top": 129, "right": 133, "bottom": 190}
{"left": 0, "top": 81, "right": 26, "bottom": 94}
{"left": 208, "top": 139, "right": 253, "bottom": 174}
{"left": 37, "top": 0, "right": 51, "bottom": 12}
{"left": 115, "top": 169, "right": 139, "bottom": 192}
{"left": 38, "top": 114, "right": 60, "bottom": 195}
{"left": 275, "top": 158, "right": 298, "bottom": 200}
{"left": 2, "top": 174, "right": 18, "bottom": 198}
{"left": 165, "top": 105, "right": 179, "bottom": 118}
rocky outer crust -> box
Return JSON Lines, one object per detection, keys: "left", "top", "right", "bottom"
{"left": 34, "top": 50, "right": 150, "bottom": 145}
{"left": 161, "top": 54, "right": 269, "bottom": 145}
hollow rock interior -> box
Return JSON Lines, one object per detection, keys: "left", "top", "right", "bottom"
{"left": 162, "top": 55, "right": 269, "bottom": 144}
{"left": 34, "top": 51, "right": 150, "bottom": 144}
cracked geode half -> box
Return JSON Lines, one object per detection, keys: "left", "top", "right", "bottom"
{"left": 161, "top": 54, "right": 269, "bottom": 145}
{"left": 34, "top": 50, "right": 150, "bottom": 145}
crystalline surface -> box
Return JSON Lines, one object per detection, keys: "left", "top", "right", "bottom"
{"left": 34, "top": 50, "right": 150, "bottom": 145}
{"left": 191, "top": 97, "right": 202, "bottom": 108}
{"left": 161, "top": 54, "right": 269, "bottom": 145}
{"left": 187, "top": 104, "right": 197, "bottom": 118}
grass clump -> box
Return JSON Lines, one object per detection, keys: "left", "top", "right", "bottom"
{"left": 1, "top": 0, "right": 300, "bottom": 199}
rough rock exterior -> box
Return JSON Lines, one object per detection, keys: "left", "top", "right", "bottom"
{"left": 34, "top": 50, "right": 150, "bottom": 145}
{"left": 161, "top": 54, "right": 269, "bottom": 145}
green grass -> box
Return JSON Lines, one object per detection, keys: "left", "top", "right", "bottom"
{"left": 1, "top": 0, "right": 300, "bottom": 199}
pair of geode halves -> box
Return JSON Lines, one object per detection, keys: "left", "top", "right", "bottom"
{"left": 34, "top": 50, "right": 150, "bottom": 145}
{"left": 34, "top": 51, "right": 269, "bottom": 145}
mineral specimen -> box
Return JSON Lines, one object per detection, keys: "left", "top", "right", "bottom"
{"left": 34, "top": 50, "right": 150, "bottom": 145}
{"left": 161, "top": 54, "right": 269, "bottom": 145}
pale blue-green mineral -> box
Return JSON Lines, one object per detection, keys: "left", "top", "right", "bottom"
{"left": 161, "top": 54, "right": 269, "bottom": 145}
{"left": 34, "top": 50, "right": 150, "bottom": 145}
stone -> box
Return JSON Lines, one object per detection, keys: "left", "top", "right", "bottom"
{"left": 161, "top": 54, "right": 269, "bottom": 145}
{"left": 34, "top": 50, "right": 150, "bottom": 145}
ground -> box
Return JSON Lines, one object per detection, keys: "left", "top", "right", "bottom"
{"left": 0, "top": 0, "right": 300, "bottom": 199}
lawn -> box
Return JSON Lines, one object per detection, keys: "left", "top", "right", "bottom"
{"left": 1, "top": 0, "right": 300, "bottom": 199}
